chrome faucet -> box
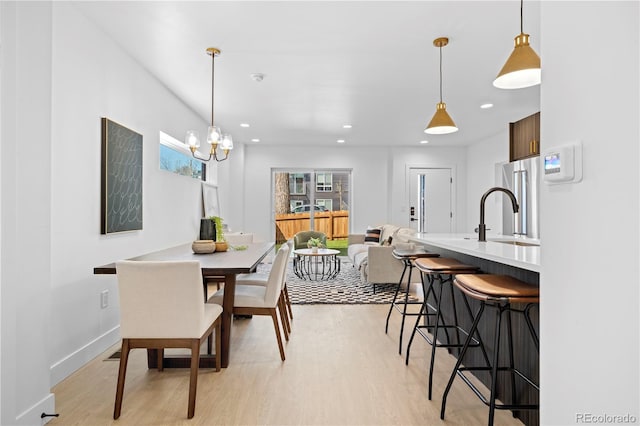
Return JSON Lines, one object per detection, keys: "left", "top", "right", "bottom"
{"left": 479, "top": 187, "right": 519, "bottom": 242}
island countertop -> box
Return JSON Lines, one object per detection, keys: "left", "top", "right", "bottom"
{"left": 408, "top": 233, "right": 541, "bottom": 273}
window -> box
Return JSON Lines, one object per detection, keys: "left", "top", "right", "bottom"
{"left": 289, "top": 173, "right": 306, "bottom": 195}
{"left": 290, "top": 200, "right": 304, "bottom": 212}
{"left": 316, "top": 199, "right": 333, "bottom": 211}
{"left": 159, "top": 131, "right": 206, "bottom": 180}
{"left": 316, "top": 172, "right": 333, "bottom": 192}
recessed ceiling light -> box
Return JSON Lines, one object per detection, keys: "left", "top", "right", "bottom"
{"left": 337, "top": 139, "right": 346, "bottom": 144}
{"left": 420, "top": 140, "right": 429, "bottom": 144}
{"left": 240, "top": 123, "right": 250, "bottom": 127}
{"left": 480, "top": 103, "right": 494, "bottom": 109}
{"left": 251, "top": 138, "right": 260, "bottom": 142}
{"left": 343, "top": 124, "right": 352, "bottom": 129}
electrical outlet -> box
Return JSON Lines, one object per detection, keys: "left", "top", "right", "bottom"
{"left": 100, "top": 290, "right": 109, "bottom": 309}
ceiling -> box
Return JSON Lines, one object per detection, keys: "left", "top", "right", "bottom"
{"left": 72, "top": 1, "right": 541, "bottom": 148}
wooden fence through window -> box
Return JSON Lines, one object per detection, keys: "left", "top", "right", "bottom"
{"left": 275, "top": 210, "right": 349, "bottom": 243}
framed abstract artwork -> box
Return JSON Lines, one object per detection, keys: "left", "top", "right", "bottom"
{"left": 101, "top": 117, "right": 143, "bottom": 234}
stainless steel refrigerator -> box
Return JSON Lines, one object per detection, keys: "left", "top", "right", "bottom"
{"left": 501, "top": 157, "right": 540, "bottom": 239}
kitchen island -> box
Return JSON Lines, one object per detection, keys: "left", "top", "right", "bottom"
{"left": 408, "top": 233, "right": 539, "bottom": 426}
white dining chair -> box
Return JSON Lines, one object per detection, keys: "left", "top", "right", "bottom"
{"left": 224, "top": 232, "right": 255, "bottom": 245}
{"left": 203, "top": 233, "right": 255, "bottom": 296}
{"left": 208, "top": 244, "right": 290, "bottom": 361}
{"left": 235, "top": 239, "right": 294, "bottom": 329}
{"left": 114, "top": 260, "right": 223, "bottom": 419}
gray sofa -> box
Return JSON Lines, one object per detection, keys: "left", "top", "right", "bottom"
{"left": 347, "top": 225, "right": 422, "bottom": 290}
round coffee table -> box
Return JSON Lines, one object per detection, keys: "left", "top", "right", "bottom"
{"left": 293, "top": 248, "right": 341, "bottom": 281}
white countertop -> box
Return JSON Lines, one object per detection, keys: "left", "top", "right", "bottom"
{"left": 408, "top": 233, "right": 541, "bottom": 273}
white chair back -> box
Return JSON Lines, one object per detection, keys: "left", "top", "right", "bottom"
{"left": 263, "top": 244, "right": 290, "bottom": 306}
{"left": 116, "top": 260, "right": 206, "bottom": 339}
{"left": 225, "top": 233, "right": 254, "bottom": 245}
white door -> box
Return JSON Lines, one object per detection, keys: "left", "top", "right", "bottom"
{"left": 408, "top": 168, "right": 452, "bottom": 233}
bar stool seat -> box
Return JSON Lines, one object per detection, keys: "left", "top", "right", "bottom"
{"left": 406, "top": 257, "right": 487, "bottom": 400}
{"left": 385, "top": 248, "right": 439, "bottom": 355}
{"left": 441, "top": 274, "right": 539, "bottom": 426}
{"left": 454, "top": 274, "right": 539, "bottom": 301}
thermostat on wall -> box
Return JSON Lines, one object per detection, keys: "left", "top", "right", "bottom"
{"left": 542, "top": 142, "right": 583, "bottom": 184}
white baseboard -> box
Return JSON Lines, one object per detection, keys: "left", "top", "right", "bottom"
{"left": 50, "top": 326, "right": 120, "bottom": 387}
{"left": 15, "top": 392, "right": 55, "bottom": 425}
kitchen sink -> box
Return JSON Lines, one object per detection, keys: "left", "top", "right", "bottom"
{"left": 489, "top": 239, "right": 540, "bottom": 247}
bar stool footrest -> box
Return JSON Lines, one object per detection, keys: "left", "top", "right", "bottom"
{"left": 456, "top": 367, "right": 539, "bottom": 411}
{"left": 415, "top": 325, "right": 483, "bottom": 349}
{"left": 390, "top": 302, "right": 424, "bottom": 317}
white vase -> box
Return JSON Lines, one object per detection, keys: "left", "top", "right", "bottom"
{"left": 311, "top": 246, "right": 318, "bottom": 253}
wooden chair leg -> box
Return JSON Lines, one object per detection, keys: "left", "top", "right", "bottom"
{"left": 215, "top": 321, "right": 222, "bottom": 372}
{"left": 285, "top": 300, "right": 292, "bottom": 335}
{"left": 279, "top": 294, "right": 290, "bottom": 340}
{"left": 187, "top": 339, "right": 200, "bottom": 419}
{"left": 113, "top": 340, "right": 131, "bottom": 419}
{"left": 270, "top": 308, "right": 286, "bottom": 361}
{"left": 283, "top": 283, "right": 293, "bottom": 320}
{"left": 281, "top": 291, "right": 291, "bottom": 333}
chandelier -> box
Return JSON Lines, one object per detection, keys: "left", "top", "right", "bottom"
{"left": 186, "top": 47, "right": 233, "bottom": 162}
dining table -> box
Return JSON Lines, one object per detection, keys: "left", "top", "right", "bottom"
{"left": 93, "top": 241, "right": 275, "bottom": 369}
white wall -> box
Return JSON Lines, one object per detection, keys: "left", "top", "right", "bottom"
{"left": 540, "top": 2, "right": 639, "bottom": 424}
{"left": 465, "top": 130, "right": 509, "bottom": 234}
{"left": 1, "top": 2, "right": 56, "bottom": 423}
{"left": 47, "top": 3, "right": 212, "bottom": 385}
{"left": 242, "top": 144, "right": 467, "bottom": 240}
{"left": 2, "top": 3, "right": 212, "bottom": 422}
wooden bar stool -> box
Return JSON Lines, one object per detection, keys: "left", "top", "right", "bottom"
{"left": 440, "top": 274, "right": 539, "bottom": 426}
{"left": 385, "top": 248, "right": 439, "bottom": 355}
{"left": 406, "top": 257, "right": 489, "bottom": 400}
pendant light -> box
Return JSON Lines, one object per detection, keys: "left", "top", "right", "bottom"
{"left": 186, "top": 47, "right": 233, "bottom": 162}
{"left": 493, "top": 0, "right": 541, "bottom": 89}
{"left": 424, "top": 37, "right": 458, "bottom": 135}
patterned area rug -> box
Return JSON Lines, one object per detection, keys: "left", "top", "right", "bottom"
{"left": 261, "top": 256, "right": 420, "bottom": 305}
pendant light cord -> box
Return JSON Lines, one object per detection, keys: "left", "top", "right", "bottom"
{"left": 211, "top": 53, "right": 215, "bottom": 126}
{"left": 439, "top": 44, "right": 443, "bottom": 103}
{"left": 520, "top": 0, "right": 524, "bottom": 33}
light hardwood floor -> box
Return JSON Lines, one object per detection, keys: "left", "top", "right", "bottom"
{"left": 50, "top": 304, "right": 523, "bottom": 425}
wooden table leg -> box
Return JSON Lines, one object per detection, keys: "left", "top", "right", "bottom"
{"left": 220, "top": 273, "right": 235, "bottom": 367}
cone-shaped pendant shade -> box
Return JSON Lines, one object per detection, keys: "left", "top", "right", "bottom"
{"left": 494, "top": 33, "right": 541, "bottom": 89}
{"left": 424, "top": 102, "right": 458, "bottom": 134}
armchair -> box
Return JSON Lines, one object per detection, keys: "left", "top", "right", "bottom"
{"left": 293, "top": 230, "right": 327, "bottom": 249}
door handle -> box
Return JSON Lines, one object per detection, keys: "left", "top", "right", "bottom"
{"left": 410, "top": 218, "right": 418, "bottom": 222}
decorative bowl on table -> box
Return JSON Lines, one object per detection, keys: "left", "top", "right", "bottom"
{"left": 215, "top": 241, "right": 228, "bottom": 252}
{"left": 192, "top": 240, "right": 216, "bottom": 254}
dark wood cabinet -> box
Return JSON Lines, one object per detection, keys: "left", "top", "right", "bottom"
{"left": 509, "top": 111, "right": 540, "bottom": 162}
